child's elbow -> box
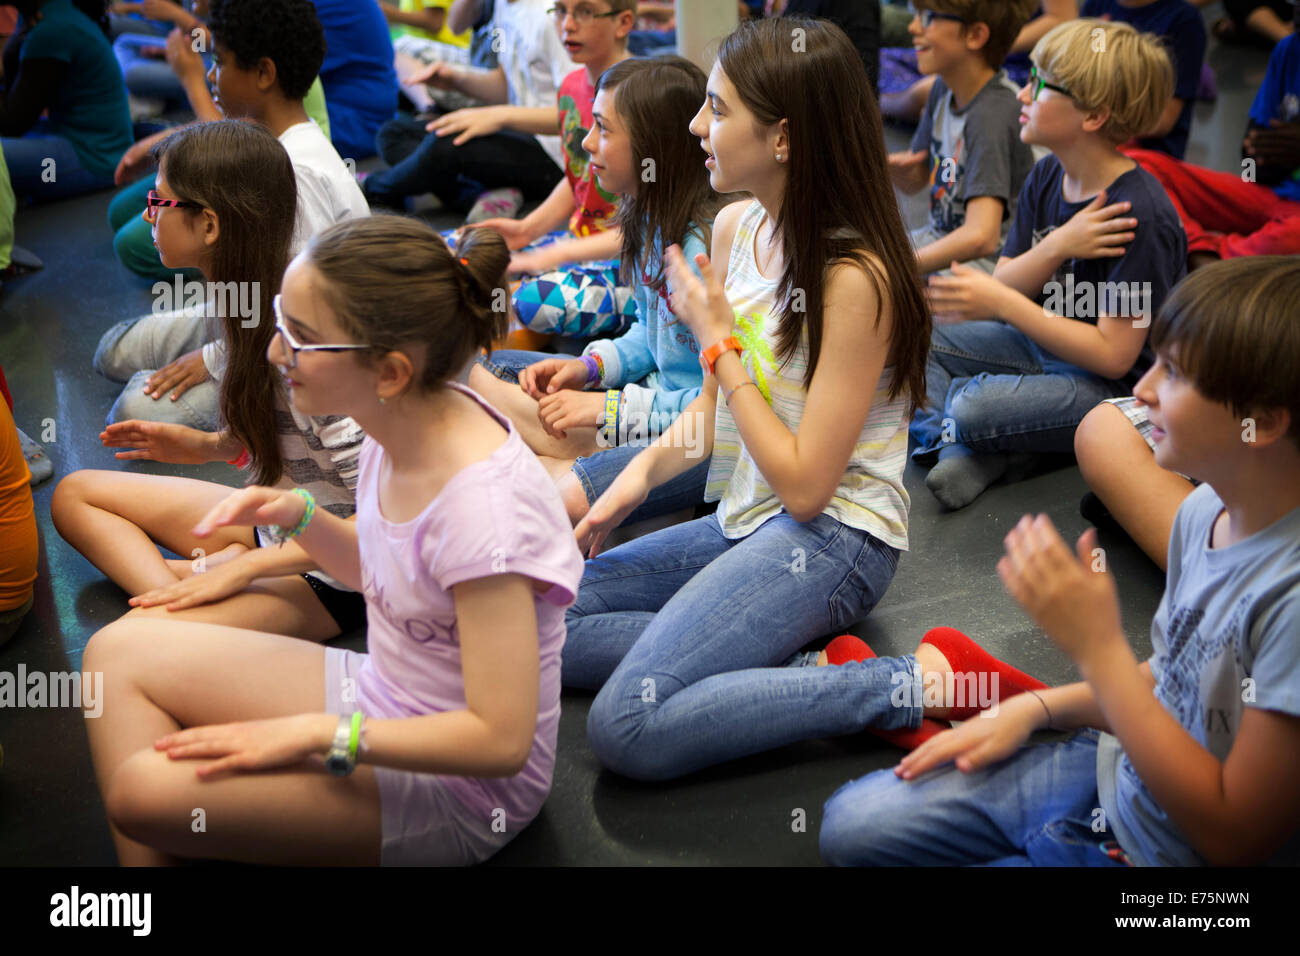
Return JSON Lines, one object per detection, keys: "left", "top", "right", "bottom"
{"left": 784, "top": 486, "right": 834, "bottom": 524}
{"left": 973, "top": 230, "right": 1003, "bottom": 260}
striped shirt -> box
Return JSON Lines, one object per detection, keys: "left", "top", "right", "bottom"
{"left": 254, "top": 397, "right": 365, "bottom": 589}
{"left": 705, "top": 201, "right": 911, "bottom": 550}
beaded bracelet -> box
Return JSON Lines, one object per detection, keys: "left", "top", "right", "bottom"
{"left": 269, "top": 488, "right": 316, "bottom": 541}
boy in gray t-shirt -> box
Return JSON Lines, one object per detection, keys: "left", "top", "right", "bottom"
{"left": 819, "top": 256, "right": 1300, "bottom": 867}
{"left": 887, "top": 1, "right": 1039, "bottom": 275}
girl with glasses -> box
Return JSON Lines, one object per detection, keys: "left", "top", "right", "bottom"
{"left": 53, "top": 120, "right": 370, "bottom": 647}
{"left": 82, "top": 216, "right": 584, "bottom": 866}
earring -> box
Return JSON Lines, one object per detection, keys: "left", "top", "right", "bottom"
{"left": 378, "top": 395, "right": 386, "bottom": 405}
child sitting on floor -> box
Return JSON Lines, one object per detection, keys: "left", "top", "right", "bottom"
{"left": 821, "top": 255, "right": 1300, "bottom": 867}
{"left": 911, "top": 18, "right": 1185, "bottom": 510}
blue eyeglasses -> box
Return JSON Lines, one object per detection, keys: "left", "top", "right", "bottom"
{"left": 907, "top": 2, "right": 967, "bottom": 28}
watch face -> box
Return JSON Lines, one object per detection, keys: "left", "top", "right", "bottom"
{"left": 325, "top": 753, "right": 352, "bottom": 776}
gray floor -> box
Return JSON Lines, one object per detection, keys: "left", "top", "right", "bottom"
{"left": 0, "top": 8, "right": 1266, "bottom": 865}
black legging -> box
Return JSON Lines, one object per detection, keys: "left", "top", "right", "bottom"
{"left": 362, "top": 117, "right": 564, "bottom": 213}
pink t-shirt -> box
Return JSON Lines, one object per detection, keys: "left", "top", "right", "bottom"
{"left": 352, "top": 383, "right": 584, "bottom": 830}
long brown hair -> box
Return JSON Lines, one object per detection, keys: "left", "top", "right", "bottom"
{"left": 153, "top": 120, "right": 297, "bottom": 486}
{"left": 304, "top": 215, "right": 510, "bottom": 391}
{"left": 717, "top": 18, "right": 930, "bottom": 411}
{"left": 597, "top": 56, "right": 726, "bottom": 295}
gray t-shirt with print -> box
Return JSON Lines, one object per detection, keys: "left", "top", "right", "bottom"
{"left": 910, "top": 70, "right": 1034, "bottom": 237}
{"left": 1096, "top": 482, "right": 1300, "bottom": 865}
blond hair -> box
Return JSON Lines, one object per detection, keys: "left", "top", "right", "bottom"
{"left": 1031, "top": 18, "right": 1173, "bottom": 144}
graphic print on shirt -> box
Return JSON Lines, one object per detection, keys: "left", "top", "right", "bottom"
{"left": 732, "top": 310, "right": 777, "bottom": 404}
{"left": 1156, "top": 603, "right": 1238, "bottom": 735}
{"left": 928, "top": 132, "right": 966, "bottom": 233}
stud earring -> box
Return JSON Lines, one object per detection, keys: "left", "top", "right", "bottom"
{"left": 378, "top": 395, "right": 386, "bottom": 405}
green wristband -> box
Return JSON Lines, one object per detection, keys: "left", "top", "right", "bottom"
{"left": 270, "top": 488, "right": 316, "bottom": 540}
{"left": 348, "top": 710, "right": 362, "bottom": 763}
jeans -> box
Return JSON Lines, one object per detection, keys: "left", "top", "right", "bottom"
{"left": 820, "top": 729, "right": 1131, "bottom": 866}
{"left": 94, "top": 309, "right": 221, "bottom": 431}
{"left": 2, "top": 126, "right": 116, "bottom": 203}
{"left": 114, "top": 32, "right": 211, "bottom": 104}
{"left": 909, "top": 320, "right": 1131, "bottom": 463}
{"left": 364, "top": 117, "right": 562, "bottom": 212}
{"left": 477, "top": 350, "right": 710, "bottom": 525}
{"left": 565, "top": 511, "right": 913, "bottom": 781}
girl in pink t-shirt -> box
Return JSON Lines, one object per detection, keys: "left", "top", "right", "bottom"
{"left": 82, "top": 215, "right": 584, "bottom": 866}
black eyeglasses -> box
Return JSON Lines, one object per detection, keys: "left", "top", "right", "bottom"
{"left": 144, "top": 189, "right": 203, "bottom": 222}
{"left": 272, "top": 295, "right": 372, "bottom": 368}
{"left": 546, "top": 3, "right": 620, "bottom": 24}
{"left": 907, "top": 2, "right": 966, "bottom": 29}
{"left": 1029, "top": 65, "right": 1073, "bottom": 103}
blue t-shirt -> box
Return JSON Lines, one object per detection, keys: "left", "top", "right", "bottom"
{"left": 1081, "top": 0, "right": 1206, "bottom": 159}
{"left": 310, "top": 0, "right": 399, "bottom": 161}
{"left": 1001, "top": 154, "right": 1185, "bottom": 382}
{"left": 19, "top": 0, "right": 133, "bottom": 178}
{"left": 1097, "top": 483, "right": 1300, "bottom": 866}
{"left": 1249, "top": 32, "right": 1300, "bottom": 202}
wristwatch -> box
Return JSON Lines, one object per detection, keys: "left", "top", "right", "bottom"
{"left": 325, "top": 712, "right": 363, "bottom": 776}
{"left": 699, "top": 336, "right": 743, "bottom": 376}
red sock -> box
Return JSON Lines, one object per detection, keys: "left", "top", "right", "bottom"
{"left": 822, "top": 635, "right": 948, "bottom": 751}
{"left": 919, "top": 626, "right": 1049, "bottom": 720}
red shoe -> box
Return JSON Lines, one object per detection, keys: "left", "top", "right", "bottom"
{"left": 919, "top": 626, "right": 1049, "bottom": 720}
{"left": 822, "top": 635, "right": 949, "bottom": 751}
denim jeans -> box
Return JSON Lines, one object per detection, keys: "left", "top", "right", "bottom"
{"left": 819, "top": 729, "right": 1131, "bottom": 866}
{"left": 94, "top": 308, "right": 221, "bottom": 431}
{"left": 909, "top": 320, "right": 1131, "bottom": 463}
{"left": 364, "top": 117, "right": 562, "bottom": 212}
{"left": 565, "top": 511, "right": 915, "bottom": 781}
{"left": 477, "top": 350, "right": 709, "bottom": 524}
{"left": 114, "top": 32, "right": 211, "bottom": 104}
{"left": 3, "top": 126, "right": 116, "bottom": 203}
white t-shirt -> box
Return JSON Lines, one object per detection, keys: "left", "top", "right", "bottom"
{"left": 492, "top": 0, "right": 573, "bottom": 168}
{"left": 203, "top": 119, "right": 370, "bottom": 378}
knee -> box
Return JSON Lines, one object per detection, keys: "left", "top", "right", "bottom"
{"left": 585, "top": 684, "right": 673, "bottom": 782}
{"left": 103, "top": 748, "right": 187, "bottom": 847}
{"left": 557, "top": 472, "right": 589, "bottom": 526}
{"left": 108, "top": 378, "right": 165, "bottom": 425}
{"left": 1074, "top": 402, "right": 1127, "bottom": 480}
{"left": 50, "top": 469, "right": 97, "bottom": 538}
{"left": 818, "top": 770, "right": 913, "bottom": 866}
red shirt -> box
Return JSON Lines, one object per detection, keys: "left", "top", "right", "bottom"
{"left": 557, "top": 68, "right": 619, "bottom": 237}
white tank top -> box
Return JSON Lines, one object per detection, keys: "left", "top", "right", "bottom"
{"left": 705, "top": 201, "right": 912, "bottom": 549}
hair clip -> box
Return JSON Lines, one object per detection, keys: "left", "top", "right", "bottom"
{"left": 459, "top": 257, "right": 470, "bottom": 266}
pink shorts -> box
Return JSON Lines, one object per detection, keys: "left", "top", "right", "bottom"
{"left": 325, "top": 647, "right": 514, "bottom": 866}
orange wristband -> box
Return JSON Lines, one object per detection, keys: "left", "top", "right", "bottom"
{"left": 699, "top": 336, "right": 742, "bottom": 376}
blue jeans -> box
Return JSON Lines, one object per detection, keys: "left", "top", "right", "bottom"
{"left": 2, "top": 125, "right": 116, "bottom": 203}
{"left": 477, "top": 350, "right": 710, "bottom": 525}
{"left": 93, "top": 309, "right": 221, "bottom": 431}
{"left": 909, "top": 320, "right": 1131, "bottom": 463}
{"left": 113, "top": 32, "right": 210, "bottom": 104}
{"left": 565, "top": 512, "right": 914, "bottom": 781}
{"left": 820, "top": 729, "right": 1131, "bottom": 866}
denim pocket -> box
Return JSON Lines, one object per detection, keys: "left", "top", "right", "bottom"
{"left": 826, "top": 530, "right": 899, "bottom": 629}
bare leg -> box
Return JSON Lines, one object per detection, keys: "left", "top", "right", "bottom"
{"left": 52, "top": 471, "right": 254, "bottom": 595}
{"left": 555, "top": 469, "right": 591, "bottom": 526}
{"left": 84, "top": 618, "right": 381, "bottom": 865}
{"left": 468, "top": 363, "right": 601, "bottom": 460}
{"left": 1074, "top": 402, "right": 1194, "bottom": 572}
{"left": 164, "top": 542, "right": 250, "bottom": 580}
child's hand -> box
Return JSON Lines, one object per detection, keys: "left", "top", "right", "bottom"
{"left": 1244, "top": 119, "right": 1300, "bottom": 168}
{"left": 411, "top": 60, "right": 461, "bottom": 91}
{"left": 887, "top": 149, "right": 926, "bottom": 168}
{"left": 997, "top": 515, "right": 1125, "bottom": 666}
{"left": 144, "top": 348, "right": 210, "bottom": 400}
{"left": 575, "top": 467, "right": 651, "bottom": 558}
{"left": 536, "top": 389, "right": 605, "bottom": 440}
{"left": 128, "top": 557, "right": 258, "bottom": 612}
{"left": 164, "top": 26, "right": 205, "bottom": 81}
{"left": 1045, "top": 190, "right": 1136, "bottom": 261}
{"left": 193, "top": 487, "right": 307, "bottom": 538}
{"left": 519, "top": 356, "right": 588, "bottom": 399}
{"left": 100, "top": 420, "right": 215, "bottom": 464}
{"left": 925, "top": 262, "right": 1013, "bottom": 323}
{"left": 465, "top": 217, "right": 534, "bottom": 251}
{"left": 155, "top": 714, "right": 334, "bottom": 778}
{"left": 426, "top": 106, "right": 505, "bottom": 145}
{"left": 663, "top": 244, "right": 734, "bottom": 349}
{"left": 895, "top": 696, "right": 1042, "bottom": 779}
{"left": 508, "top": 247, "right": 557, "bottom": 276}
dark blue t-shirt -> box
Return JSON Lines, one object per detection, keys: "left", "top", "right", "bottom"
{"left": 1249, "top": 32, "right": 1300, "bottom": 201}
{"left": 1081, "top": 0, "right": 1206, "bottom": 159}
{"left": 310, "top": 0, "right": 399, "bottom": 161}
{"left": 1002, "top": 154, "right": 1186, "bottom": 381}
